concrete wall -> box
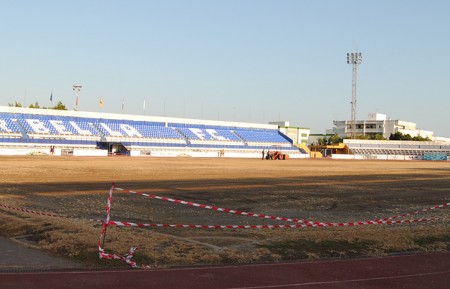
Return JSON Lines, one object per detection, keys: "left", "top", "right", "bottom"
{"left": 72, "top": 149, "right": 108, "bottom": 157}
{"left": 0, "top": 147, "right": 61, "bottom": 156}
{"left": 130, "top": 149, "right": 308, "bottom": 159}
{"left": 331, "top": 154, "right": 420, "bottom": 160}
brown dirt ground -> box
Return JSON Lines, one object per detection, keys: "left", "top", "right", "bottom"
{"left": 0, "top": 156, "right": 449, "bottom": 269}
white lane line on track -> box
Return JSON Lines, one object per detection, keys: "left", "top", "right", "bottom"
{"left": 228, "top": 270, "right": 450, "bottom": 289}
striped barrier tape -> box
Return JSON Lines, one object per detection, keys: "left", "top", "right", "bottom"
{"left": 0, "top": 188, "right": 447, "bottom": 227}
{"left": 372, "top": 203, "right": 450, "bottom": 223}
{"left": 115, "top": 186, "right": 324, "bottom": 226}
{"left": 0, "top": 203, "right": 103, "bottom": 223}
{"left": 98, "top": 219, "right": 138, "bottom": 268}
{"left": 1, "top": 184, "right": 446, "bottom": 268}
{"left": 98, "top": 245, "right": 137, "bottom": 267}
{"left": 0, "top": 192, "right": 135, "bottom": 267}
{"left": 113, "top": 186, "right": 450, "bottom": 227}
{"left": 107, "top": 216, "right": 445, "bottom": 229}
{"left": 101, "top": 184, "right": 449, "bottom": 267}
{"left": 0, "top": 187, "right": 137, "bottom": 268}
{"left": 0, "top": 203, "right": 63, "bottom": 218}
{"left": 98, "top": 183, "right": 139, "bottom": 268}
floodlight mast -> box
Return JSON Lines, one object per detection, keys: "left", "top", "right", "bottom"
{"left": 347, "top": 52, "right": 362, "bottom": 139}
{"left": 73, "top": 85, "right": 82, "bottom": 111}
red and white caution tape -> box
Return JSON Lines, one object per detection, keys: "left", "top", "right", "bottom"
{"left": 0, "top": 203, "right": 63, "bottom": 218}
{"left": 100, "top": 184, "right": 449, "bottom": 267}
{"left": 107, "top": 216, "right": 445, "bottom": 229}
{"left": 0, "top": 203, "right": 103, "bottom": 223}
{"left": 115, "top": 186, "right": 324, "bottom": 226}
{"left": 0, "top": 186, "right": 137, "bottom": 268}
{"left": 364, "top": 203, "right": 449, "bottom": 224}
{"left": 98, "top": 245, "right": 137, "bottom": 267}
{"left": 1, "top": 183, "right": 447, "bottom": 269}
{"left": 114, "top": 186, "right": 450, "bottom": 227}
{"left": 98, "top": 219, "right": 138, "bottom": 268}
{"left": 98, "top": 183, "right": 139, "bottom": 268}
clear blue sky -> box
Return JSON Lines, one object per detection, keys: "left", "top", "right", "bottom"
{"left": 1, "top": 0, "right": 449, "bottom": 136}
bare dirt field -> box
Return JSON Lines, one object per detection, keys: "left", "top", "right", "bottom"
{"left": 0, "top": 156, "right": 449, "bottom": 269}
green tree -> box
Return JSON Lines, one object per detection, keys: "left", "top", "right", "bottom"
{"left": 371, "top": 134, "right": 387, "bottom": 140}
{"left": 8, "top": 101, "right": 23, "bottom": 107}
{"left": 328, "top": 134, "right": 343, "bottom": 144}
{"left": 412, "top": 135, "right": 431, "bottom": 141}
{"left": 355, "top": 134, "right": 369, "bottom": 140}
{"left": 403, "top": 134, "right": 412, "bottom": 141}
{"left": 51, "top": 101, "right": 68, "bottom": 110}
{"left": 389, "top": 132, "right": 430, "bottom": 141}
{"left": 317, "top": 137, "right": 328, "bottom": 145}
{"left": 8, "top": 100, "right": 67, "bottom": 110}
{"left": 389, "top": 132, "right": 403, "bottom": 140}
{"left": 28, "top": 102, "right": 41, "bottom": 109}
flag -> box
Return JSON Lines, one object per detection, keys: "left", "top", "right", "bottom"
{"left": 50, "top": 90, "right": 53, "bottom": 103}
{"left": 100, "top": 97, "right": 103, "bottom": 109}
{"left": 143, "top": 99, "right": 146, "bottom": 111}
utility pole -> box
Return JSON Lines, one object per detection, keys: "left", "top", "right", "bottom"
{"left": 347, "top": 52, "right": 362, "bottom": 139}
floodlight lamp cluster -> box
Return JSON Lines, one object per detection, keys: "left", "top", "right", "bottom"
{"left": 73, "top": 85, "right": 82, "bottom": 92}
{"left": 347, "top": 52, "right": 362, "bottom": 65}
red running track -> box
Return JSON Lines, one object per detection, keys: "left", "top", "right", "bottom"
{"left": 1, "top": 252, "right": 449, "bottom": 289}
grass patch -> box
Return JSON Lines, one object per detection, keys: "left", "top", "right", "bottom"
{"left": 259, "top": 238, "right": 378, "bottom": 260}
{"left": 414, "top": 235, "right": 450, "bottom": 250}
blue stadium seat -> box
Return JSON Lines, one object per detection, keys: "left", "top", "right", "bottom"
{"left": 0, "top": 111, "right": 303, "bottom": 153}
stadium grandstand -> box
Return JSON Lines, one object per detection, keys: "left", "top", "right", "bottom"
{"left": 0, "top": 106, "right": 308, "bottom": 158}
{"left": 340, "top": 139, "right": 450, "bottom": 160}
{"left": 309, "top": 139, "right": 450, "bottom": 161}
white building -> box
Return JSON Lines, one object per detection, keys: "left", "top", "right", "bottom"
{"left": 332, "top": 113, "right": 434, "bottom": 140}
{"left": 269, "top": 121, "right": 310, "bottom": 145}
